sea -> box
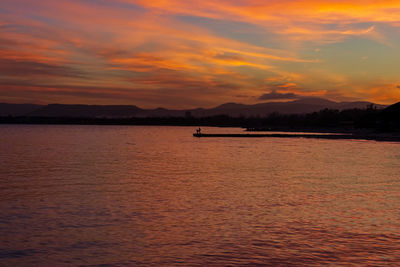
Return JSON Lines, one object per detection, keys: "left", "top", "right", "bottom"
{"left": 1, "top": 125, "right": 400, "bottom": 266}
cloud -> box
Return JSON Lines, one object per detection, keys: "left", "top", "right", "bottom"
{"left": 1, "top": 0, "right": 400, "bottom": 107}
{"left": 129, "top": 0, "right": 400, "bottom": 43}
{"left": 0, "top": 59, "right": 84, "bottom": 78}
{"left": 258, "top": 90, "right": 300, "bottom": 100}
{"left": 367, "top": 84, "right": 400, "bottom": 105}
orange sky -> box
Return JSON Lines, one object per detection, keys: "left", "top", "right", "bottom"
{"left": 1, "top": 0, "right": 400, "bottom": 108}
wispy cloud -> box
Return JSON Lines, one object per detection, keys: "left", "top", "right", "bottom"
{"left": 1, "top": 0, "right": 400, "bottom": 106}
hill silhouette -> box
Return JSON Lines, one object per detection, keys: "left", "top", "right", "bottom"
{"left": 380, "top": 102, "right": 400, "bottom": 130}
{"left": 1, "top": 97, "right": 386, "bottom": 118}
{"left": 29, "top": 104, "right": 143, "bottom": 118}
{"left": 0, "top": 103, "right": 43, "bottom": 116}
{"left": 381, "top": 101, "right": 400, "bottom": 119}
{"left": 1, "top": 101, "right": 399, "bottom": 133}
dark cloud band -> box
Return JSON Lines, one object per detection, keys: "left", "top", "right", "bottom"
{"left": 259, "top": 90, "right": 299, "bottom": 100}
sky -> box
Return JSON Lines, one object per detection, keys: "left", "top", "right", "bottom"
{"left": 1, "top": 0, "right": 400, "bottom": 108}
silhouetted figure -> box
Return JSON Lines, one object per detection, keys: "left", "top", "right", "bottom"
{"left": 196, "top": 127, "right": 201, "bottom": 134}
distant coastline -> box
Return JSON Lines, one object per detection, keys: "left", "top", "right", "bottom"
{"left": 1, "top": 99, "right": 399, "bottom": 136}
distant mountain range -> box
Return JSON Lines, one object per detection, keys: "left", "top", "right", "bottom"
{"left": 0, "top": 98, "right": 388, "bottom": 118}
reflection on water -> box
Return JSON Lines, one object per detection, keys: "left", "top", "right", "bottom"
{"left": 1, "top": 125, "right": 400, "bottom": 265}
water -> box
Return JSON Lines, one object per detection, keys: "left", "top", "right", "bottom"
{"left": 1, "top": 125, "right": 400, "bottom": 266}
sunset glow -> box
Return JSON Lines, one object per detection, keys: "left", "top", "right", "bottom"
{"left": 1, "top": 0, "right": 400, "bottom": 108}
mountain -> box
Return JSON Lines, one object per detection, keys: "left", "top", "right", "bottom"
{"left": 0, "top": 98, "right": 387, "bottom": 118}
{"left": 188, "top": 97, "right": 385, "bottom": 117}
{"left": 0, "top": 103, "right": 43, "bottom": 116}
{"left": 381, "top": 102, "right": 400, "bottom": 121}
{"left": 30, "top": 104, "right": 143, "bottom": 118}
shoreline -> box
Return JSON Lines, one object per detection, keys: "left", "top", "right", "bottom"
{"left": 1, "top": 119, "right": 399, "bottom": 142}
